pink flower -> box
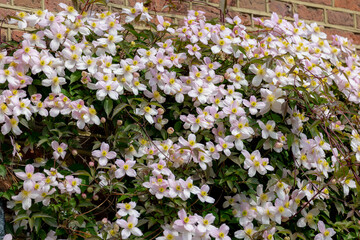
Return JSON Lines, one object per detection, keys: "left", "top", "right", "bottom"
{"left": 197, "top": 185, "right": 215, "bottom": 203}
{"left": 173, "top": 209, "right": 197, "bottom": 232}
{"left": 315, "top": 221, "right": 336, "bottom": 240}
{"left": 116, "top": 216, "right": 143, "bottom": 239}
{"left": 60, "top": 175, "right": 82, "bottom": 194}
{"left": 12, "top": 183, "right": 38, "bottom": 210}
{"left": 210, "top": 224, "right": 231, "bottom": 240}
{"left": 15, "top": 164, "right": 44, "bottom": 189}
{"left": 1, "top": 116, "right": 22, "bottom": 135}
{"left": 243, "top": 96, "right": 265, "bottom": 115}
{"left": 92, "top": 142, "right": 117, "bottom": 166}
{"left": 115, "top": 159, "right": 136, "bottom": 178}
{"left": 257, "top": 120, "right": 278, "bottom": 139}
{"left": 116, "top": 201, "right": 140, "bottom": 217}
{"left": 51, "top": 141, "right": 67, "bottom": 160}
{"left": 44, "top": 23, "right": 67, "bottom": 51}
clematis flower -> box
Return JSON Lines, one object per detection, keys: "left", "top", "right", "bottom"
{"left": 1, "top": 116, "right": 22, "bottom": 135}
{"left": 51, "top": 141, "right": 68, "bottom": 160}
{"left": 297, "top": 208, "right": 319, "bottom": 229}
{"left": 243, "top": 96, "right": 265, "bottom": 115}
{"left": 116, "top": 201, "right": 140, "bottom": 217}
{"left": 249, "top": 64, "right": 268, "bottom": 87}
{"left": 15, "top": 164, "right": 44, "bottom": 189}
{"left": 197, "top": 185, "right": 215, "bottom": 203}
{"left": 234, "top": 223, "right": 256, "bottom": 240}
{"left": 134, "top": 105, "right": 157, "bottom": 124}
{"left": 42, "top": 72, "right": 66, "bottom": 94}
{"left": 210, "top": 224, "right": 231, "bottom": 240}
{"left": 314, "top": 221, "right": 336, "bottom": 240}
{"left": 44, "top": 22, "right": 67, "bottom": 51}
{"left": 116, "top": 216, "right": 143, "bottom": 239}
{"left": 258, "top": 120, "right": 278, "bottom": 139}
{"left": 115, "top": 159, "right": 136, "bottom": 178}
{"left": 92, "top": 142, "right": 117, "bottom": 166}
{"left": 173, "top": 209, "right": 197, "bottom": 232}
{"left": 12, "top": 183, "right": 38, "bottom": 210}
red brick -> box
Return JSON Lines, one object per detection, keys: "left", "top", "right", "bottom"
{"left": 270, "top": 0, "right": 292, "bottom": 17}
{"left": 227, "top": 11, "right": 251, "bottom": 25}
{"left": 334, "top": 0, "right": 360, "bottom": 12}
{"left": 327, "top": 10, "right": 354, "bottom": 27}
{"left": 192, "top": 4, "right": 220, "bottom": 20}
{"left": 357, "top": 15, "right": 360, "bottom": 29}
{"left": 208, "top": 0, "right": 237, "bottom": 8}
{"left": 108, "top": 0, "right": 124, "bottom": 4}
{"left": 0, "top": 28, "right": 7, "bottom": 42}
{"left": 137, "top": 0, "right": 189, "bottom": 15}
{"left": 323, "top": 28, "right": 360, "bottom": 45}
{"left": 0, "top": 8, "right": 15, "bottom": 19}
{"left": 0, "top": 0, "right": 10, "bottom": 4}
{"left": 14, "top": 0, "right": 42, "bottom": 9}
{"left": 11, "top": 29, "right": 25, "bottom": 42}
{"left": 45, "top": 0, "right": 73, "bottom": 12}
{"left": 300, "top": 0, "right": 331, "bottom": 5}
{"left": 296, "top": 5, "right": 324, "bottom": 22}
{"left": 238, "top": 0, "right": 266, "bottom": 12}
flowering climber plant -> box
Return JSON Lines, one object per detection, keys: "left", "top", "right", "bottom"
{"left": 0, "top": 0, "right": 360, "bottom": 240}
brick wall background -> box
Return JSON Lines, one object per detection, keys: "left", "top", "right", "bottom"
{"left": 1, "top": 0, "right": 360, "bottom": 50}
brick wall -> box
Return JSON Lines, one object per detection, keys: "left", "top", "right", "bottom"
{"left": 1, "top": 0, "right": 360, "bottom": 49}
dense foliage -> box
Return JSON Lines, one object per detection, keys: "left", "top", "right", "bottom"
{"left": 0, "top": 1, "right": 359, "bottom": 239}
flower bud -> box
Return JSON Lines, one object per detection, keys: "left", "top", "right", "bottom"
{"left": 167, "top": 127, "right": 174, "bottom": 134}
{"left": 232, "top": 187, "right": 237, "bottom": 193}
{"left": 72, "top": 149, "right": 78, "bottom": 156}
{"left": 224, "top": 73, "right": 230, "bottom": 79}
{"left": 117, "top": 120, "right": 123, "bottom": 126}
{"left": 93, "top": 194, "right": 99, "bottom": 201}
{"left": 284, "top": 237, "right": 290, "bottom": 240}
{"left": 101, "top": 117, "right": 106, "bottom": 123}
{"left": 89, "top": 161, "right": 95, "bottom": 167}
{"left": 81, "top": 193, "right": 87, "bottom": 199}
{"left": 81, "top": 71, "right": 88, "bottom": 77}
{"left": 133, "top": 72, "right": 140, "bottom": 78}
{"left": 158, "top": 108, "right": 164, "bottom": 115}
{"left": 87, "top": 187, "right": 94, "bottom": 193}
{"left": 116, "top": 213, "right": 121, "bottom": 218}
{"left": 331, "top": 179, "right": 337, "bottom": 184}
{"left": 274, "top": 142, "right": 283, "bottom": 148}
{"left": 102, "top": 218, "right": 108, "bottom": 224}
{"left": 111, "top": 164, "right": 117, "bottom": 171}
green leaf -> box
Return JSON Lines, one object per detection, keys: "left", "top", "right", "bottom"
{"left": 73, "top": 170, "right": 92, "bottom": 177}
{"left": 256, "top": 138, "right": 266, "bottom": 150}
{"left": 31, "top": 213, "right": 54, "bottom": 219}
{"left": 19, "top": 118, "right": 30, "bottom": 129}
{"left": 287, "top": 133, "right": 295, "bottom": 148}
{"left": 0, "top": 165, "right": 6, "bottom": 177}
{"left": 37, "top": 138, "right": 49, "bottom": 147}
{"left": 111, "top": 103, "right": 129, "bottom": 119}
{"left": 70, "top": 71, "right": 82, "bottom": 84}
{"left": 104, "top": 99, "right": 113, "bottom": 118}
{"left": 43, "top": 216, "right": 57, "bottom": 227}
{"left": 28, "top": 85, "right": 37, "bottom": 96}
{"left": 13, "top": 214, "right": 29, "bottom": 222}
{"left": 149, "top": 101, "right": 164, "bottom": 109}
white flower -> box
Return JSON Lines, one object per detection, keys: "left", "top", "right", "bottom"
{"left": 116, "top": 216, "right": 143, "bottom": 239}
{"left": 257, "top": 120, "right": 278, "bottom": 139}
